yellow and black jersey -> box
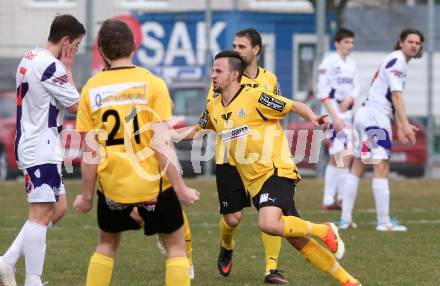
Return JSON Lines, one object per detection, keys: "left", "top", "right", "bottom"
{"left": 207, "top": 67, "right": 282, "bottom": 165}
{"left": 76, "top": 66, "right": 172, "bottom": 203}
{"left": 198, "top": 85, "right": 300, "bottom": 198}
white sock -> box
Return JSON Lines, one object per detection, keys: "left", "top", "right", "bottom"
{"left": 23, "top": 220, "right": 47, "bottom": 285}
{"left": 336, "top": 168, "right": 349, "bottom": 202}
{"left": 25, "top": 274, "right": 43, "bottom": 286}
{"left": 372, "top": 178, "right": 390, "bottom": 225}
{"left": 341, "top": 174, "right": 360, "bottom": 223}
{"left": 323, "top": 164, "right": 339, "bottom": 205}
{"left": 2, "top": 223, "right": 26, "bottom": 267}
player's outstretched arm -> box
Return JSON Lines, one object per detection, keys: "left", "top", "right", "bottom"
{"left": 152, "top": 128, "right": 200, "bottom": 206}
{"left": 290, "top": 101, "right": 328, "bottom": 128}
{"left": 172, "top": 125, "right": 203, "bottom": 141}
{"left": 73, "top": 133, "right": 98, "bottom": 213}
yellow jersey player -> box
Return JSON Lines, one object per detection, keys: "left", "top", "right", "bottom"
{"left": 181, "top": 50, "right": 362, "bottom": 286}
{"left": 73, "top": 19, "right": 199, "bottom": 286}
{"left": 206, "top": 28, "right": 287, "bottom": 284}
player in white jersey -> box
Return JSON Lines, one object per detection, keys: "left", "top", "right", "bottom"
{"left": 0, "top": 15, "right": 85, "bottom": 286}
{"left": 339, "top": 28, "right": 423, "bottom": 231}
{"left": 316, "top": 28, "right": 359, "bottom": 212}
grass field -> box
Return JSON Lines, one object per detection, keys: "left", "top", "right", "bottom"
{"left": 1, "top": 178, "right": 439, "bottom": 286}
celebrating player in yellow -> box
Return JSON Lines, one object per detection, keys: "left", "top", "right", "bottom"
{"left": 73, "top": 19, "right": 199, "bottom": 286}
{"left": 206, "top": 28, "right": 287, "bottom": 284}
{"left": 182, "top": 50, "right": 362, "bottom": 286}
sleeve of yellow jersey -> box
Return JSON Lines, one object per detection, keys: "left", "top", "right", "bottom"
{"left": 151, "top": 77, "right": 173, "bottom": 122}
{"left": 197, "top": 104, "right": 214, "bottom": 131}
{"left": 255, "top": 91, "right": 293, "bottom": 120}
{"left": 76, "top": 85, "right": 94, "bottom": 132}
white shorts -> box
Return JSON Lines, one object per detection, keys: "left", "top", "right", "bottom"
{"left": 23, "top": 163, "right": 65, "bottom": 203}
{"left": 326, "top": 120, "right": 354, "bottom": 155}
{"left": 352, "top": 106, "right": 392, "bottom": 162}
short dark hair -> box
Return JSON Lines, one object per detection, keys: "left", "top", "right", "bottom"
{"left": 47, "top": 14, "right": 85, "bottom": 43}
{"left": 215, "top": 50, "right": 245, "bottom": 82}
{"left": 394, "top": 28, "right": 425, "bottom": 58}
{"left": 236, "top": 28, "right": 262, "bottom": 55}
{"left": 98, "top": 19, "right": 135, "bottom": 61}
{"left": 334, "top": 28, "right": 354, "bottom": 42}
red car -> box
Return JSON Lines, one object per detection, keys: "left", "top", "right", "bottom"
{"left": 0, "top": 90, "right": 81, "bottom": 180}
{"left": 287, "top": 101, "right": 427, "bottom": 177}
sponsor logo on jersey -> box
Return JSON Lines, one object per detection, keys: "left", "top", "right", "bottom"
{"left": 337, "top": 77, "right": 354, "bottom": 84}
{"left": 52, "top": 74, "right": 69, "bottom": 85}
{"left": 244, "top": 83, "right": 259, "bottom": 88}
{"left": 258, "top": 93, "right": 285, "bottom": 112}
{"left": 24, "top": 51, "right": 37, "bottom": 61}
{"left": 237, "top": 108, "right": 246, "bottom": 118}
{"left": 390, "top": 69, "right": 403, "bottom": 77}
{"left": 221, "top": 112, "right": 232, "bottom": 121}
{"left": 220, "top": 125, "right": 249, "bottom": 141}
{"left": 89, "top": 82, "right": 148, "bottom": 111}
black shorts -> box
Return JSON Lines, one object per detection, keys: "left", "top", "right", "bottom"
{"left": 252, "top": 175, "right": 300, "bottom": 217}
{"left": 215, "top": 164, "right": 251, "bottom": 214}
{"left": 97, "top": 188, "right": 183, "bottom": 235}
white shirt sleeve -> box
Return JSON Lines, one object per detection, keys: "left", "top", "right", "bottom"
{"left": 316, "top": 58, "right": 333, "bottom": 100}
{"left": 36, "top": 60, "right": 80, "bottom": 108}
{"left": 384, "top": 58, "right": 405, "bottom": 92}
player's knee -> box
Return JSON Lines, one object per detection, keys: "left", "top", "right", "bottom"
{"left": 51, "top": 206, "right": 67, "bottom": 224}
{"left": 224, "top": 212, "right": 242, "bottom": 227}
{"left": 162, "top": 234, "right": 186, "bottom": 258}
{"left": 96, "top": 241, "right": 119, "bottom": 257}
{"left": 373, "top": 161, "right": 389, "bottom": 177}
{"left": 258, "top": 217, "right": 281, "bottom": 236}
{"left": 165, "top": 244, "right": 186, "bottom": 258}
{"left": 51, "top": 195, "right": 68, "bottom": 224}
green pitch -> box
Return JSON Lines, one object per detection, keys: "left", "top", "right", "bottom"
{"left": 1, "top": 178, "right": 439, "bottom": 285}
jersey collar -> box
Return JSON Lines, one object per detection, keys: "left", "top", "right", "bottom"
{"left": 222, "top": 84, "right": 245, "bottom": 107}
{"left": 105, "top": 66, "right": 136, "bottom": 71}
{"left": 243, "top": 66, "right": 260, "bottom": 80}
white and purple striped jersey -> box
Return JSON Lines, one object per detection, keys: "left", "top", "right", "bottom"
{"left": 15, "top": 47, "right": 79, "bottom": 169}
{"left": 316, "top": 53, "right": 359, "bottom": 123}
{"left": 364, "top": 50, "right": 407, "bottom": 119}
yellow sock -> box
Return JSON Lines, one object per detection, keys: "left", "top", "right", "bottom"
{"left": 166, "top": 257, "right": 189, "bottom": 286}
{"left": 308, "top": 223, "right": 329, "bottom": 240}
{"left": 281, "top": 216, "right": 308, "bottom": 237}
{"left": 300, "top": 239, "right": 354, "bottom": 283}
{"left": 281, "top": 216, "right": 328, "bottom": 239}
{"left": 219, "top": 217, "right": 237, "bottom": 250}
{"left": 182, "top": 211, "right": 193, "bottom": 265}
{"left": 86, "top": 252, "right": 114, "bottom": 286}
{"left": 261, "top": 232, "right": 281, "bottom": 273}
{"left": 332, "top": 266, "right": 356, "bottom": 284}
